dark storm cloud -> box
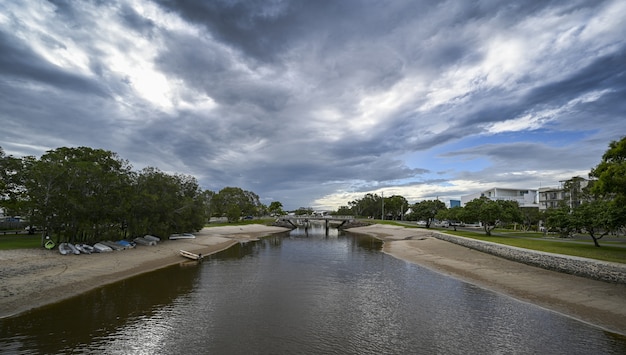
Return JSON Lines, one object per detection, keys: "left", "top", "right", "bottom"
{"left": 524, "top": 49, "right": 626, "bottom": 109}
{"left": 0, "top": 31, "right": 107, "bottom": 96}
{"left": 1, "top": 0, "right": 624, "bottom": 209}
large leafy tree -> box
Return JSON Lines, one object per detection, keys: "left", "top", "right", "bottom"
{"left": 519, "top": 207, "right": 542, "bottom": 231}
{"left": 579, "top": 137, "right": 626, "bottom": 246}
{"left": 384, "top": 195, "right": 409, "bottom": 220}
{"left": 0, "top": 147, "right": 30, "bottom": 218}
{"left": 24, "top": 147, "right": 133, "bottom": 242}
{"left": 571, "top": 199, "right": 623, "bottom": 247}
{"left": 128, "top": 167, "right": 205, "bottom": 237}
{"left": 410, "top": 199, "right": 446, "bottom": 228}
{"left": 436, "top": 206, "right": 464, "bottom": 230}
{"left": 211, "top": 187, "right": 262, "bottom": 221}
{"left": 348, "top": 193, "right": 382, "bottom": 218}
{"left": 543, "top": 204, "right": 574, "bottom": 238}
{"left": 463, "top": 197, "right": 522, "bottom": 236}
{"left": 590, "top": 136, "right": 626, "bottom": 200}
{"left": 267, "top": 201, "right": 285, "bottom": 216}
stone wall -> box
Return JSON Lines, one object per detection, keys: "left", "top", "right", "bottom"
{"left": 433, "top": 232, "right": 626, "bottom": 284}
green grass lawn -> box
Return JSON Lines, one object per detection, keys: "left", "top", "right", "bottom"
{"left": 0, "top": 234, "right": 42, "bottom": 250}
{"left": 441, "top": 229, "right": 626, "bottom": 264}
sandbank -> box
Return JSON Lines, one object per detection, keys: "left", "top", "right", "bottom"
{"left": 346, "top": 224, "right": 626, "bottom": 336}
{"left": 0, "top": 224, "right": 289, "bottom": 319}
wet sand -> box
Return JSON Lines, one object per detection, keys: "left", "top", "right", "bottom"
{"left": 346, "top": 224, "right": 626, "bottom": 336}
{"left": 0, "top": 224, "right": 289, "bottom": 319}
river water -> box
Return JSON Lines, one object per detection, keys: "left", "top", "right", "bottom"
{"left": 1, "top": 224, "right": 626, "bottom": 354}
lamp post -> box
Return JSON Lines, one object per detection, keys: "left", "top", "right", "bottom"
{"left": 381, "top": 191, "right": 384, "bottom": 221}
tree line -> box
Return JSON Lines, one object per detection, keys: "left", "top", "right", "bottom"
{"left": 0, "top": 146, "right": 284, "bottom": 244}
{"left": 336, "top": 137, "right": 626, "bottom": 247}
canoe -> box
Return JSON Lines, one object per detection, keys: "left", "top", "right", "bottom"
{"left": 143, "top": 235, "right": 161, "bottom": 243}
{"left": 134, "top": 236, "right": 156, "bottom": 246}
{"left": 93, "top": 242, "right": 113, "bottom": 253}
{"left": 169, "top": 233, "right": 196, "bottom": 240}
{"left": 179, "top": 250, "right": 203, "bottom": 261}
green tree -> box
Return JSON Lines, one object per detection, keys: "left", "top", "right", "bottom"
{"left": 463, "top": 197, "right": 522, "bottom": 236}
{"left": 226, "top": 204, "right": 242, "bottom": 223}
{"left": 590, "top": 136, "right": 626, "bottom": 200}
{"left": 128, "top": 167, "right": 205, "bottom": 237}
{"left": 410, "top": 200, "right": 446, "bottom": 228}
{"left": 211, "top": 187, "right": 262, "bottom": 219}
{"left": 200, "top": 190, "right": 216, "bottom": 223}
{"left": 23, "top": 147, "right": 133, "bottom": 243}
{"left": 267, "top": 201, "right": 285, "bottom": 216}
{"left": 436, "top": 206, "right": 464, "bottom": 230}
{"left": 294, "top": 207, "right": 313, "bottom": 216}
{"left": 335, "top": 205, "right": 352, "bottom": 216}
{"left": 584, "top": 137, "right": 626, "bottom": 244}
{"left": 348, "top": 193, "right": 382, "bottom": 218}
{"left": 543, "top": 204, "right": 574, "bottom": 238}
{"left": 384, "top": 195, "right": 409, "bottom": 220}
{"left": 0, "top": 147, "right": 30, "bottom": 218}
{"left": 571, "top": 199, "right": 623, "bottom": 247}
{"left": 519, "top": 207, "right": 542, "bottom": 231}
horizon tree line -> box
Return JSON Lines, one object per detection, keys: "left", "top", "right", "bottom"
{"left": 335, "top": 137, "right": 626, "bottom": 246}
{"left": 0, "top": 146, "right": 279, "bottom": 244}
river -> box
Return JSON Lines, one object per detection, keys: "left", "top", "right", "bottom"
{"left": 1, "top": 224, "right": 625, "bottom": 354}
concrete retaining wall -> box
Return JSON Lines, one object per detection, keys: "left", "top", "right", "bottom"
{"left": 433, "top": 232, "right": 626, "bottom": 284}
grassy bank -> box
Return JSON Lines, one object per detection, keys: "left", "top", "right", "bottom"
{"left": 0, "top": 234, "right": 41, "bottom": 250}
{"left": 359, "top": 220, "right": 626, "bottom": 264}
{"left": 438, "top": 229, "right": 626, "bottom": 264}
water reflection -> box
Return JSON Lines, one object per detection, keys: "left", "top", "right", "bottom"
{"left": 0, "top": 263, "right": 201, "bottom": 354}
{"left": 1, "top": 227, "right": 626, "bottom": 354}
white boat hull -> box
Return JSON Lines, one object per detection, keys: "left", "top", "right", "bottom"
{"left": 179, "top": 250, "right": 203, "bottom": 260}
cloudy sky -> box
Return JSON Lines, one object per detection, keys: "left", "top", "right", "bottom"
{"left": 1, "top": 0, "right": 624, "bottom": 210}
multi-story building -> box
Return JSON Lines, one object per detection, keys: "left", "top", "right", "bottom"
{"left": 461, "top": 187, "right": 538, "bottom": 208}
{"left": 538, "top": 176, "right": 589, "bottom": 210}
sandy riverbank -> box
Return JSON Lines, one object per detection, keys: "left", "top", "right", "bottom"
{"left": 0, "top": 224, "right": 290, "bottom": 319}
{"left": 346, "top": 224, "right": 626, "bottom": 336}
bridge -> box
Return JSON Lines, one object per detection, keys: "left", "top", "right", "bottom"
{"left": 277, "top": 215, "right": 355, "bottom": 230}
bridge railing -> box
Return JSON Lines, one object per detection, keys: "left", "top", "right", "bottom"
{"left": 278, "top": 215, "right": 354, "bottom": 220}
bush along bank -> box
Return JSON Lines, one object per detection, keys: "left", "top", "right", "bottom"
{"left": 434, "top": 232, "right": 626, "bottom": 284}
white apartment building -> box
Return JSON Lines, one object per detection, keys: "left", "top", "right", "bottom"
{"left": 537, "top": 177, "right": 589, "bottom": 210}
{"left": 461, "top": 187, "right": 538, "bottom": 208}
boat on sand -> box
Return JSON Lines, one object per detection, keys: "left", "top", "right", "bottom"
{"left": 59, "top": 243, "right": 73, "bottom": 255}
{"left": 169, "top": 233, "right": 196, "bottom": 240}
{"left": 143, "top": 235, "right": 161, "bottom": 243}
{"left": 93, "top": 242, "right": 113, "bottom": 253}
{"left": 134, "top": 236, "right": 156, "bottom": 246}
{"left": 75, "top": 244, "right": 94, "bottom": 254}
{"left": 179, "top": 250, "right": 203, "bottom": 261}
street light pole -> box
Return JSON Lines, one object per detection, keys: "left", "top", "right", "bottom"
{"left": 381, "top": 191, "right": 384, "bottom": 221}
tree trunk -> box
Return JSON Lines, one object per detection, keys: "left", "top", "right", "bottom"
{"left": 589, "top": 232, "right": 601, "bottom": 247}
